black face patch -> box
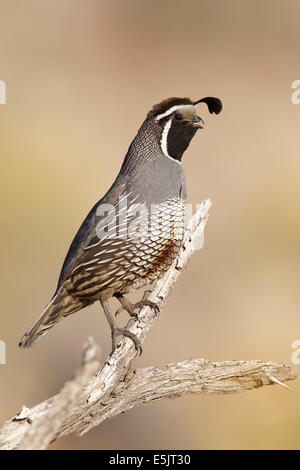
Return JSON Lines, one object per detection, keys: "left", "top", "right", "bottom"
{"left": 166, "top": 118, "right": 198, "bottom": 162}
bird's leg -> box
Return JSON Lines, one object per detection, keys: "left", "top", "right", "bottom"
{"left": 114, "top": 291, "right": 160, "bottom": 318}
{"left": 100, "top": 299, "right": 142, "bottom": 354}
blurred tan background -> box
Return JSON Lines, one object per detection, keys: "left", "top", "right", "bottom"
{"left": 1, "top": 0, "right": 300, "bottom": 449}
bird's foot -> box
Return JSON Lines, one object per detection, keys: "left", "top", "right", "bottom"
{"left": 114, "top": 292, "right": 160, "bottom": 318}
{"left": 112, "top": 327, "right": 142, "bottom": 355}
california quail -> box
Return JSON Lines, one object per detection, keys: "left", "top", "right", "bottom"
{"left": 19, "top": 96, "right": 222, "bottom": 353}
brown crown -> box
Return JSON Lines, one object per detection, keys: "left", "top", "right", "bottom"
{"left": 151, "top": 97, "right": 192, "bottom": 117}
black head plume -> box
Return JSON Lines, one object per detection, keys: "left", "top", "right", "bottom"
{"left": 120, "top": 95, "right": 222, "bottom": 174}
{"left": 193, "top": 97, "right": 222, "bottom": 115}
{"left": 147, "top": 95, "right": 223, "bottom": 162}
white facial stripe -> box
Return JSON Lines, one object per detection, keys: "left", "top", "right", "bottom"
{"left": 160, "top": 118, "right": 172, "bottom": 157}
{"left": 160, "top": 118, "right": 181, "bottom": 164}
{"left": 155, "top": 104, "right": 192, "bottom": 122}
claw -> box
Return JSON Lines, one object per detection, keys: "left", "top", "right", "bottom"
{"left": 113, "top": 328, "right": 142, "bottom": 355}
{"left": 142, "top": 290, "right": 152, "bottom": 301}
{"left": 135, "top": 300, "right": 160, "bottom": 316}
{"left": 114, "top": 292, "right": 159, "bottom": 319}
{"left": 115, "top": 306, "right": 128, "bottom": 318}
{"left": 101, "top": 298, "right": 142, "bottom": 355}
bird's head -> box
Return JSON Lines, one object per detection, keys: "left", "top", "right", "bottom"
{"left": 148, "top": 96, "right": 222, "bottom": 162}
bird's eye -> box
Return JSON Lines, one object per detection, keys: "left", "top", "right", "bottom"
{"left": 174, "top": 113, "right": 182, "bottom": 121}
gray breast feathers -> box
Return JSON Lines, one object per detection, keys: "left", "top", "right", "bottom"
{"left": 130, "top": 156, "right": 187, "bottom": 205}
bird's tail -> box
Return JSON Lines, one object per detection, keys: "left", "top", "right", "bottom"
{"left": 19, "top": 287, "right": 87, "bottom": 348}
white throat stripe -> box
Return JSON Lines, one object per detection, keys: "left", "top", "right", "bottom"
{"left": 161, "top": 118, "right": 172, "bottom": 158}
{"left": 155, "top": 104, "right": 192, "bottom": 122}
{"left": 160, "top": 118, "right": 181, "bottom": 164}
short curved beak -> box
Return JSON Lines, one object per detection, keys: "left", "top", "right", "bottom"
{"left": 191, "top": 115, "right": 204, "bottom": 128}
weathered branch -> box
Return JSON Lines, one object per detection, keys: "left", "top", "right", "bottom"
{"left": 19, "top": 338, "right": 101, "bottom": 450}
{"left": 0, "top": 200, "right": 296, "bottom": 450}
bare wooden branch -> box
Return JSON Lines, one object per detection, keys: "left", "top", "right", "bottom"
{"left": 0, "top": 200, "right": 296, "bottom": 450}
{"left": 0, "top": 357, "right": 296, "bottom": 450}
{"left": 19, "top": 338, "right": 101, "bottom": 450}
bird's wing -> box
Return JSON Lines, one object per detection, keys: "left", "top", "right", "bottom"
{"left": 54, "top": 177, "right": 130, "bottom": 294}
